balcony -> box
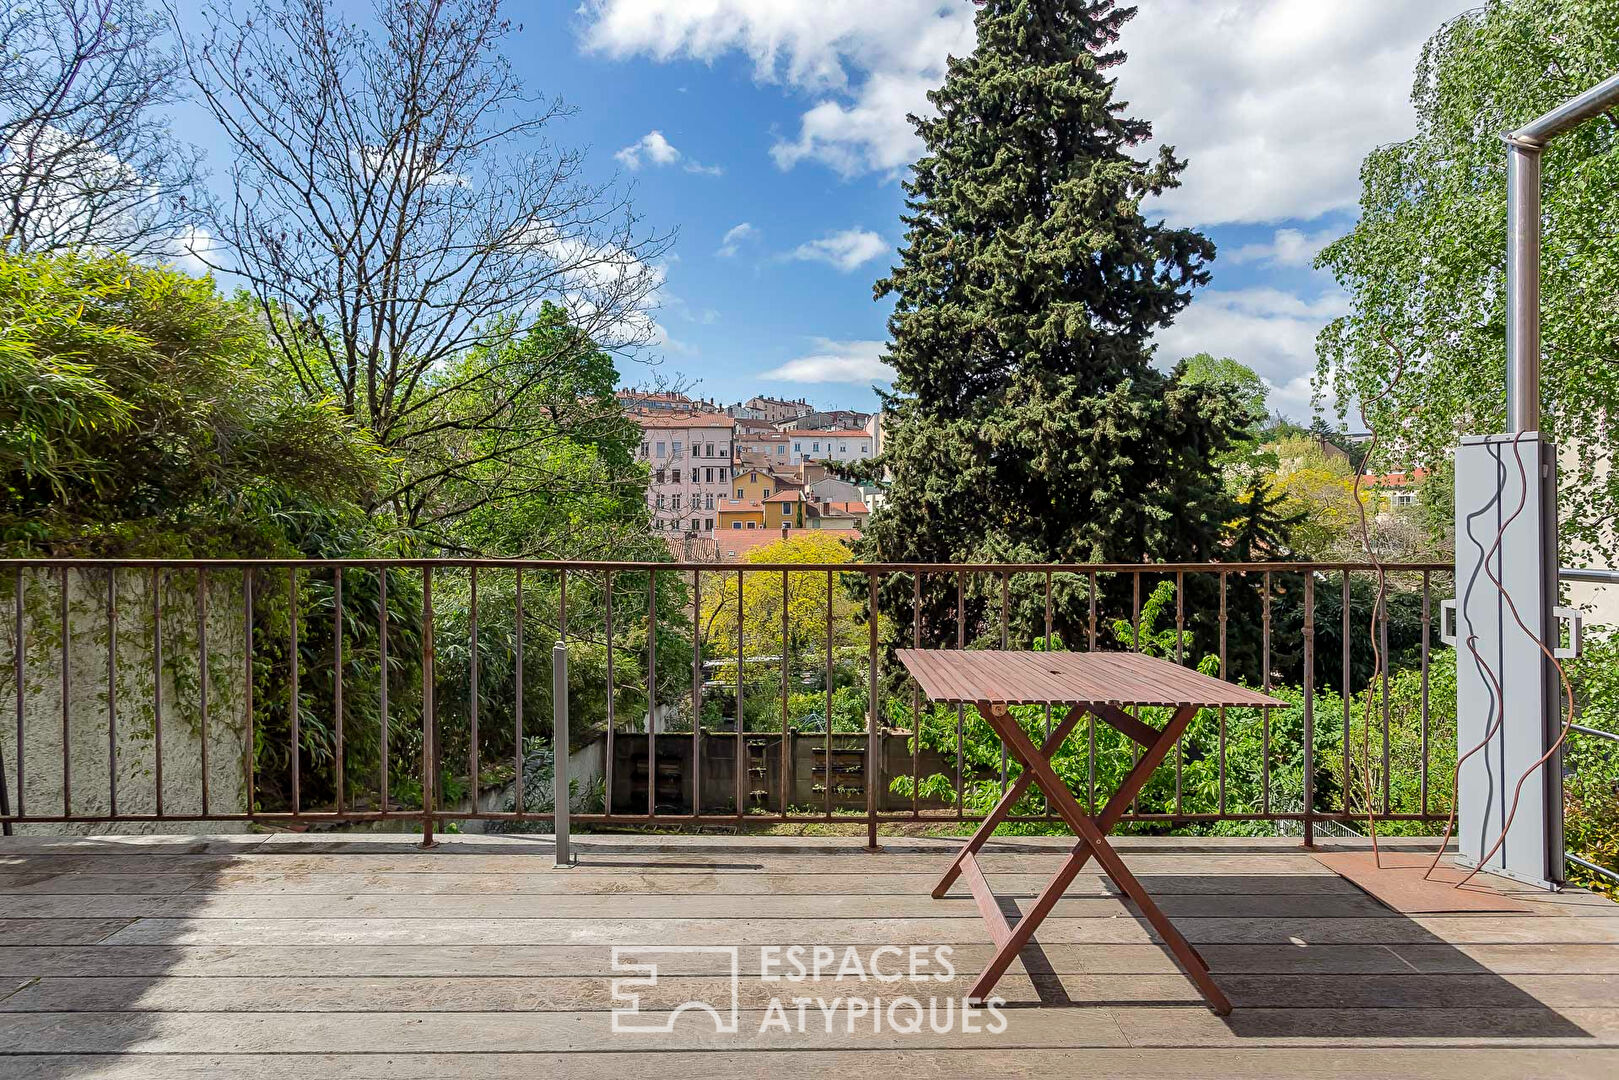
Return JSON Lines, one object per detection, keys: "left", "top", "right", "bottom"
{"left": 1, "top": 558, "right": 1615, "bottom": 1074}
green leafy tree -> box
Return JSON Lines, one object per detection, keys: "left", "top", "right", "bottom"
{"left": 1181, "top": 353, "right": 1268, "bottom": 431}
{"left": 862, "top": 0, "right": 1251, "bottom": 649}
{"left": 0, "top": 251, "right": 379, "bottom": 554}
{"left": 1316, "top": 0, "right": 1619, "bottom": 560}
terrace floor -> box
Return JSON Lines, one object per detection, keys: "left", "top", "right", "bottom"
{"left": 0, "top": 832, "right": 1615, "bottom": 1078}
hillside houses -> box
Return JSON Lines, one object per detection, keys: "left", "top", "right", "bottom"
{"left": 631, "top": 396, "right": 880, "bottom": 559}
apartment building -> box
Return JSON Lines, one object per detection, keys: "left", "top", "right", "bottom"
{"left": 633, "top": 410, "right": 736, "bottom": 534}
{"left": 787, "top": 428, "right": 875, "bottom": 465}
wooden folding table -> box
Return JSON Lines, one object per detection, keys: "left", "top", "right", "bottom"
{"left": 896, "top": 648, "right": 1285, "bottom": 1015}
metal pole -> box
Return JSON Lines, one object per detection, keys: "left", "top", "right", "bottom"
{"left": 553, "top": 639, "right": 572, "bottom": 867}
{"left": 1505, "top": 138, "right": 1541, "bottom": 433}
{"left": 1504, "top": 70, "right": 1619, "bottom": 433}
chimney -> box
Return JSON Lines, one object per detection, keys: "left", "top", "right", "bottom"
{"left": 781, "top": 524, "right": 789, "bottom": 539}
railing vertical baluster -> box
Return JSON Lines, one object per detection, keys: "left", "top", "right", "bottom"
{"left": 1087, "top": 571, "right": 1097, "bottom": 816}
{"left": 515, "top": 569, "right": 524, "bottom": 820}
{"left": 153, "top": 568, "right": 164, "bottom": 819}
{"left": 999, "top": 572, "right": 1008, "bottom": 796}
{"left": 1420, "top": 570, "right": 1431, "bottom": 817}
{"left": 1262, "top": 570, "right": 1271, "bottom": 817}
{"left": 288, "top": 567, "right": 298, "bottom": 817}
{"left": 735, "top": 567, "right": 744, "bottom": 819}
{"left": 244, "top": 570, "right": 254, "bottom": 820}
{"left": 12, "top": 566, "right": 23, "bottom": 823}
{"left": 912, "top": 572, "right": 922, "bottom": 819}
{"left": 605, "top": 570, "right": 615, "bottom": 816}
{"left": 954, "top": 570, "right": 964, "bottom": 822}
{"left": 1217, "top": 571, "right": 1227, "bottom": 816}
{"left": 1042, "top": 570, "right": 1052, "bottom": 820}
{"left": 692, "top": 568, "right": 701, "bottom": 818}
{"left": 827, "top": 569, "right": 835, "bottom": 821}
{"left": 378, "top": 570, "right": 389, "bottom": 813}
{"left": 1174, "top": 570, "right": 1184, "bottom": 817}
{"left": 330, "top": 568, "right": 342, "bottom": 817}
{"left": 1130, "top": 571, "right": 1141, "bottom": 816}
{"left": 1342, "top": 571, "right": 1352, "bottom": 820}
{"left": 107, "top": 570, "right": 117, "bottom": 820}
{"left": 1302, "top": 573, "right": 1316, "bottom": 847}
{"left": 645, "top": 570, "right": 655, "bottom": 819}
{"left": 780, "top": 569, "right": 790, "bottom": 819}
{"left": 468, "top": 568, "right": 478, "bottom": 814}
{"left": 199, "top": 569, "right": 210, "bottom": 818}
{"left": 867, "top": 569, "right": 880, "bottom": 850}
{"left": 420, "top": 565, "right": 435, "bottom": 846}
{"left": 60, "top": 567, "right": 69, "bottom": 817}
{"left": 1379, "top": 570, "right": 1391, "bottom": 814}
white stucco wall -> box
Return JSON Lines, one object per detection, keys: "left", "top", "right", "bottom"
{"left": 2, "top": 568, "right": 251, "bottom": 835}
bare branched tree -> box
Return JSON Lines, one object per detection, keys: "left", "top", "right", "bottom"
{"left": 182, "top": 0, "right": 672, "bottom": 532}
{"left": 0, "top": 0, "right": 202, "bottom": 257}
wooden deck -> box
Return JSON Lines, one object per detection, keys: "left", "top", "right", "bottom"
{"left": 0, "top": 833, "right": 1616, "bottom": 1078}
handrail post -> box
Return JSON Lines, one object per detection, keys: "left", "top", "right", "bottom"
{"left": 866, "top": 570, "right": 880, "bottom": 851}
{"left": 419, "top": 566, "right": 435, "bottom": 849}
{"left": 553, "top": 639, "right": 573, "bottom": 867}
{"left": 1302, "top": 574, "right": 1316, "bottom": 848}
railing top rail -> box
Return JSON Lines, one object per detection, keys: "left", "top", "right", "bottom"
{"left": 0, "top": 558, "right": 1454, "bottom": 573}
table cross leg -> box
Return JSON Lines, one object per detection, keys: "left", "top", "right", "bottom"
{"left": 931, "top": 704, "right": 1086, "bottom": 899}
{"left": 969, "top": 704, "right": 1230, "bottom": 1016}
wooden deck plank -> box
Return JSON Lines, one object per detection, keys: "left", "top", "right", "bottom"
{"left": 0, "top": 890, "right": 1397, "bottom": 921}
{"left": 0, "top": 852, "right": 1347, "bottom": 875}
{"left": 2, "top": 971, "right": 1615, "bottom": 1013}
{"left": 0, "top": 869, "right": 1369, "bottom": 896}
{"left": 8, "top": 1048, "right": 1617, "bottom": 1080}
{"left": 89, "top": 914, "right": 1619, "bottom": 947}
{"left": 0, "top": 942, "right": 1453, "bottom": 978}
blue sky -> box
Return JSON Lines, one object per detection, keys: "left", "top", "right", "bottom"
{"left": 180, "top": 1, "right": 1474, "bottom": 418}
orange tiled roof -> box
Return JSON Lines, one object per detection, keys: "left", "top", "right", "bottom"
{"left": 762, "top": 490, "right": 802, "bottom": 503}
{"left": 631, "top": 409, "right": 736, "bottom": 430}
{"left": 666, "top": 528, "right": 862, "bottom": 563}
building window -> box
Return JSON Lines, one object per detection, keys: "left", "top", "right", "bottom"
{"left": 720, "top": 467, "right": 728, "bottom": 480}
{"left": 861, "top": 443, "right": 869, "bottom": 453}
{"left": 705, "top": 518, "right": 713, "bottom": 530}
{"left": 721, "top": 443, "right": 729, "bottom": 457}
{"left": 704, "top": 467, "right": 713, "bottom": 483}
{"left": 736, "top": 488, "right": 743, "bottom": 498}
{"left": 794, "top": 442, "right": 802, "bottom": 453}
{"left": 705, "top": 443, "right": 714, "bottom": 457}
{"left": 705, "top": 494, "right": 714, "bottom": 510}
{"left": 672, "top": 495, "right": 681, "bottom": 510}
{"left": 732, "top": 521, "right": 741, "bottom": 530}
{"left": 812, "top": 442, "right": 820, "bottom": 453}
{"left": 655, "top": 441, "right": 666, "bottom": 457}
{"left": 639, "top": 442, "right": 648, "bottom": 458}
{"left": 746, "top": 522, "right": 756, "bottom": 529}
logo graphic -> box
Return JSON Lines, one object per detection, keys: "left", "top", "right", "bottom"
{"left": 610, "top": 945, "right": 741, "bottom": 1033}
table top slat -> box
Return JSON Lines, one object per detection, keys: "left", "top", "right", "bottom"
{"left": 895, "top": 649, "right": 1284, "bottom": 709}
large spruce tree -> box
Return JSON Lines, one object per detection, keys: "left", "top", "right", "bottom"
{"left": 867, "top": 0, "right": 1245, "bottom": 571}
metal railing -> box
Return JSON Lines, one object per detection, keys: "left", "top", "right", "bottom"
{"left": 0, "top": 558, "right": 1453, "bottom": 845}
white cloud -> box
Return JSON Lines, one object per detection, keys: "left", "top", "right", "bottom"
{"left": 1154, "top": 288, "right": 1351, "bottom": 420}
{"left": 581, "top": 1, "right": 1470, "bottom": 222}
{"left": 717, "top": 221, "right": 758, "bottom": 257}
{"left": 1227, "top": 226, "right": 1341, "bottom": 268}
{"left": 763, "top": 338, "right": 894, "bottom": 384}
{"left": 614, "top": 129, "right": 722, "bottom": 175}
{"left": 788, "top": 227, "right": 887, "bottom": 272}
